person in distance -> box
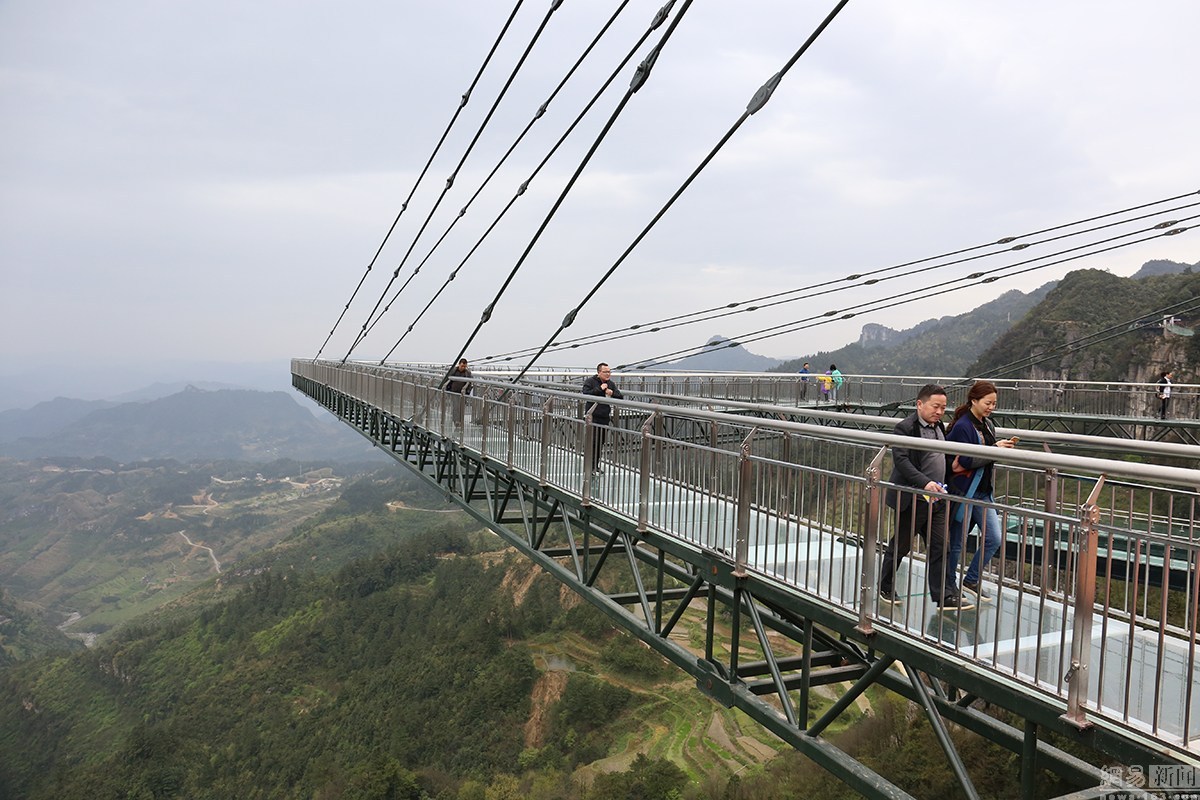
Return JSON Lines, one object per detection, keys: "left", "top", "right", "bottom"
{"left": 582, "top": 363, "right": 622, "bottom": 474}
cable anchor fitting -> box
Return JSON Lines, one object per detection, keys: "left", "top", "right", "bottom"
{"left": 630, "top": 48, "right": 661, "bottom": 92}
{"left": 747, "top": 72, "right": 782, "bottom": 115}
{"left": 650, "top": 1, "right": 675, "bottom": 31}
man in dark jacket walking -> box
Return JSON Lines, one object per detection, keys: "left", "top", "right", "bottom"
{"left": 582, "top": 363, "right": 622, "bottom": 474}
{"left": 878, "top": 383, "right": 972, "bottom": 610}
{"left": 445, "top": 358, "right": 472, "bottom": 429}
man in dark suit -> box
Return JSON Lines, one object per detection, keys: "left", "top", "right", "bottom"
{"left": 878, "top": 383, "right": 972, "bottom": 610}
{"left": 582, "top": 363, "right": 622, "bottom": 474}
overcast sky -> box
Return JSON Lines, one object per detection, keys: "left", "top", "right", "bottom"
{"left": 3, "top": 0, "right": 1198, "bottom": 393}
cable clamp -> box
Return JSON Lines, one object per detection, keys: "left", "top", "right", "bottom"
{"left": 630, "top": 48, "right": 661, "bottom": 92}
{"left": 747, "top": 72, "right": 782, "bottom": 115}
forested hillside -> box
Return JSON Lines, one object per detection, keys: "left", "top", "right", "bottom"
{"left": 0, "top": 470, "right": 1089, "bottom": 799}
{"left": 968, "top": 266, "right": 1200, "bottom": 381}
{"left": 773, "top": 285, "right": 1053, "bottom": 378}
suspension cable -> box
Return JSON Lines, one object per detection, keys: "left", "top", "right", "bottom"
{"left": 311, "top": 0, "right": 526, "bottom": 361}
{"left": 978, "top": 296, "right": 1200, "bottom": 380}
{"left": 508, "top": 0, "right": 851, "bottom": 384}
{"left": 478, "top": 192, "right": 1200, "bottom": 363}
{"left": 355, "top": 1, "right": 635, "bottom": 351}
{"left": 341, "top": 0, "right": 566, "bottom": 363}
{"left": 379, "top": 3, "right": 679, "bottom": 365}
{"left": 433, "top": 0, "right": 696, "bottom": 388}
{"left": 617, "top": 221, "right": 1196, "bottom": 369}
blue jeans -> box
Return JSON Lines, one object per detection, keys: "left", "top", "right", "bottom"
{"left": 949, "top": 491, "right": 1003, "bottom": 586}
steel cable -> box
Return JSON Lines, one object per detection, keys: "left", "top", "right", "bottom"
{"left": 311, "top": 0, "right": 526, "bottom": 361}
{"left": 341, "top": 0, "right": 566, "bottom": 362}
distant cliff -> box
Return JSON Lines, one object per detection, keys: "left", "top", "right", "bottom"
{"left": 968, "top": 260, "right": 1199, "bottom": 383}
{"left": 774, "top": 284, "right": 1054, "bottom": 377}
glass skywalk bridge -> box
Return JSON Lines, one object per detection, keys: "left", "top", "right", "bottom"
{"left": 294, "top": 359, "right": 1200, "bottom": 797}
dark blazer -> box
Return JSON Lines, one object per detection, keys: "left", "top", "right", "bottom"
{"left": 582, "top": 375, "right": 622, "bottom": 423}
{"left": 445, "top": 367, "right": 472, "bottom": 395}
{"left": 885, "top": 411, "right": 949, "bottom": 510}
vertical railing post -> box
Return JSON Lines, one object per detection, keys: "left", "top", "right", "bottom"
{"left": 505, "top": 393, "right": 516, "bottom": 471}
{"left": 479, "top": 389, "right": 492, "bottom": 459}
{"left": 582, "top": 409, "right": 595, "bottom": 505}
{"left": 857, "top": 446, "right": 888, "bottom": 635}
{"left": 708, "top": 412, "right": 719, "bottom": 491}
{"left": 637, "top": 412, "right": 659, "bottom": 532}
{"left": 1062, "top": 476, "right": 1105, "bottom": 729}
{"left": 539, "top": 397, "right": 553, "bottom": 486}
{"left": 734, "top": 430, "right": 757, "bottom": 577}
{"left": 1042, "top": 443, "right": 1058, "bottom": 516}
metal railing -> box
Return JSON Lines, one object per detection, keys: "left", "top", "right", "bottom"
{"left": 294, "top": 359, "right": 1200, "bottom": 751}
{"left": 599, "top": 371, "right": 1198, "bottom": 421}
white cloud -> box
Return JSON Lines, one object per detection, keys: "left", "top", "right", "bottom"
{"left": 2, "top": 0, "right": 1198, "bottom": 387}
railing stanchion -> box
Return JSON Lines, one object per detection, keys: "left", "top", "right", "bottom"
{"left": 582, "top": 410, "right": 595, "bottom": 505}
{"left": 506, "top": 393, "right": 516, "bottom": 471}
{"left": 1042, "top": 443, "right": 1058, "bottom": 516}
{"left": 479, "top": 389, "right": 492, "bottom": 459}
{"left": 539, "top": 398, "right": 552, "bottom": 486}
{"left": 638, "top": 412, "right": 659, "bottom": 532}
{"left": 734, "top": 430, "right": 757, "bottom": 577}
{"left": 1062, "top": 476, "right": 1105, "bottom": 729}
{"left": 857, "top": 446, "right": 888, "bottom": 635}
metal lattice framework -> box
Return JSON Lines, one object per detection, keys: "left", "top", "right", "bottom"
{"left": 294, "top": 360, "right": 1200, "bottom": 799}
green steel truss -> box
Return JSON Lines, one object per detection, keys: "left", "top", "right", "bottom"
{"left": 295, "top": 373, "right": 1177, "bottom": 800}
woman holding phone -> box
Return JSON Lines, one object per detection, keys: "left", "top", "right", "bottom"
{"left": 946, "top": 380, "right": 1017, "bottom": 600}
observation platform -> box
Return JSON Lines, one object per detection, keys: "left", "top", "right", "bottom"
{"left": 293, "top": 360, "right": 1200, "bottom": 799}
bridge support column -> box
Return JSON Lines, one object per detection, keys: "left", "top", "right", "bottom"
{"left": 1021, "top": 719, "right": 1039, "bottom": 800}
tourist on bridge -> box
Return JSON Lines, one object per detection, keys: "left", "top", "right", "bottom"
{"left": 817, "top": 371, "right": 833, "bottom": 403}
{"left": 798, "top": 362, "right": 812, "bottom": 401}
{"left": 945, "top": 380, "right": 1017, "bottom": 601}
{"left": 829, "top": 364, "right": 843, "bottom": 404}
{"left": 445, "top": 358, "right": 473, "bottom": 429}
{"left": 878, "top": 384, "right": 971, "bottom": 610}
{"left": 1157, "top": 369, "right": 1174, "bottom": 419}
{"left": 582, "top": 363, "right": 623, "bottom": 474}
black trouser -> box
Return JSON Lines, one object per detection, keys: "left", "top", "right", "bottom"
{"left": 1160, "top": 395, "right": 1169, "bottom": 419}
{"left": 587, "top": 420, "right": 609, "bottom": 471}
{"left": 879, "top": 496, "right": 956, "bottom": 602}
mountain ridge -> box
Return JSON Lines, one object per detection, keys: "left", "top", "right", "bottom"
{"left": 0, "top": 387, "right": 385, "bottom": 463}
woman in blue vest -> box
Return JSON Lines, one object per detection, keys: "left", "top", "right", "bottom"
{"left": 946, "top": 380, "right": 1017, "bottom": 600}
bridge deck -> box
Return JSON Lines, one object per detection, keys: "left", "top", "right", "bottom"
{"left": 449, "top": 413, "right": 1200, "bottom": 747}
{"left": 294, "top": 360, "right": 1200, "bottom": 770}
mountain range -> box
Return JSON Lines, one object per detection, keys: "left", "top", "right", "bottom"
{"left": 0, "top": 386, "right": 385, "bottom": 463}
{"left": 675, "top": 258, "right": 1197, "bottom": 379}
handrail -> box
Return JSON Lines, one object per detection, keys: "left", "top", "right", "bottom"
{"left": 294, "top": 358, "right": 1200, "bottom": 752}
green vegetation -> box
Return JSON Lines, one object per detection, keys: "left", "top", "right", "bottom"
{"left": 774, "top": 285, "right": 1053, "bottom": 378}
{"left": 0, "top": 459, "right": 1120, "bottom": 799}
{"left": 0, "top": 458, "right": 426, "bottom": 641}
{"left": 969, "top": 267, "right": 1199, "bottom": 380}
